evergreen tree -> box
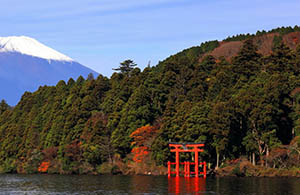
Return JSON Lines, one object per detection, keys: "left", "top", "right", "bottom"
{"left": 232, "top": 39, "right": 262, "bottom": 79}
{"left": 113, "top": 59, "right": 137, "bottom": 75}
{"left": 0, "top": 100, "right": 10, "bottom": 115}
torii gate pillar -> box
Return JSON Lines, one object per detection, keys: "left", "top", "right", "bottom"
{"left": 168, "top": 143, "right": 206, "bottom": 178}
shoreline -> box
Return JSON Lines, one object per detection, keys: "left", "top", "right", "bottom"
{"left": 1, "top": 167, "right": 300, "bottom": 178}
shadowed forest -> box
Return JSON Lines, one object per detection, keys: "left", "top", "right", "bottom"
{"left": 1, "top": 26, "right": 300, "bottom": 175}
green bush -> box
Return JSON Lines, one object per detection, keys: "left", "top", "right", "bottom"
{"left": 0, "top": 158, "right": 17, "bottom": 173}
{"left": 97, "top": 162, "right": 114, "bottom": 174}
{"left": 231, "top": 163, "right": 244, "bottom": 177}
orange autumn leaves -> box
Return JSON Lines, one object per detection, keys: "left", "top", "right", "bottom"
{"left": 131, "top": 147, "right": 149, "bottom": 163}
{"left": 38, "top": 161, "right": 50, "bottom": 173}
{"left": 130, "top": 125, "right": 158, "bottom": 163}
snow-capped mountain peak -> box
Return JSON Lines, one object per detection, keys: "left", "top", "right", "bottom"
{"left": 0, "top": 36, "right": 73, "bottom": 62}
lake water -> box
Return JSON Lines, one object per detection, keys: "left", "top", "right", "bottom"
{"left": 0, "top": 174, "right": 299, "bottom": 194}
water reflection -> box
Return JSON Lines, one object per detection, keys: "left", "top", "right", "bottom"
{"left": 168, "top": 177, "right": 206, "bottom": 194}
{"left": 130, "top": 175, "right": 151, "bottom": 192}
{"left": 210, "top": 177, "right": 300, "bottom": 195}
{"left": 0, "top": 174, "right": 299, "bottom": 194}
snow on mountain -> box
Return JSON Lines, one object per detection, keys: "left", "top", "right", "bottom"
{"left": 0, "top": 36, "right": 73, "bottom": 62}
{"left": 0, "top": 36, "right": 98, "bottom": 105}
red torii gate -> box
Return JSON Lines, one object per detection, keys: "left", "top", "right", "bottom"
{"left": 168, "top": 143, "right": 206, "bottom": 178}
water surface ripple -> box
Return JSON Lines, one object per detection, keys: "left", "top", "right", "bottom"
{"left": 0, "top": 174, "right": 299, "bottom": 194}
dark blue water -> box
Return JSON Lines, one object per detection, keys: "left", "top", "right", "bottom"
{"left": 0, "top": 174, "right": 299, "bottom": 194}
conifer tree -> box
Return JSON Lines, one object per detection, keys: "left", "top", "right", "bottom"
{"left": 0, "top": 100, "right": 10, "bottom": 115}
{"left": 113, "top": 59, "right": 137, "bottom": 75}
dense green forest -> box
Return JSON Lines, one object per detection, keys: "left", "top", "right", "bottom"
{"left": 1, "top": 26, "right": 300, "bottom": 174}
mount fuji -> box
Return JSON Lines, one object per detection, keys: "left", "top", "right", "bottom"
{"left": 0, "top": 36, "right": 98, "bottom": 105}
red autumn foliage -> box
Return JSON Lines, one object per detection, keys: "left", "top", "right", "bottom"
{"left": 290, "top": 87, "right": 300, "bottom": 97}
{"left": 38, "top": 161, "right": 50, "bottom": 173}
{"left": 292, "top": 37, "right": 299, "bottom": 44}
{"left": 130, "top": 125, "right": 158, "bottom": 147}
{"left": 131, "top": 146, "right": 149, "bottom": 163}
{"left": 130, "top": 125, "right": 158, "bottom": 163}
{"left": 282, "top": 32, "right": 300, "bottom": 49}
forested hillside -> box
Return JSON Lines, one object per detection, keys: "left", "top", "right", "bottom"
{"left": 1, "top": 26, "right": 300, "bottom": 174}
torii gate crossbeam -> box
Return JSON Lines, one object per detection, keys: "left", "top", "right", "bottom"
{"left": 168, "top": 142, "right": 206, "bottom": 178}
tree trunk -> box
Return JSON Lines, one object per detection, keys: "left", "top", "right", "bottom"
{"left": 292, "top": 128, "right": 295, "bottom": 138}
{"left": 252, "top": 152, "right": 256, "bottom": 166}
{"left": 266, "top": 146, "right": 269, "bottom": 167}
{"left": 216, "top": 152, "right": 220, "bottom": 170}
{"left": 108, "top": 151, "right": 112, "bottom": 164}
{"left": 258, "top": 140, "right": 266, "bottom": 166}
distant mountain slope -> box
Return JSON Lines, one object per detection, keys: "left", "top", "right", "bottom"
{"left": 202, "top": 30, "right": 300, "bottom": 61}
{"left": 0, "top": 36, "right": 98, "bottom": 105}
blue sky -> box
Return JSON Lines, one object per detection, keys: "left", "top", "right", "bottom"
{"left": 2, "top": 0, "right": 300, "bottom": 76}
